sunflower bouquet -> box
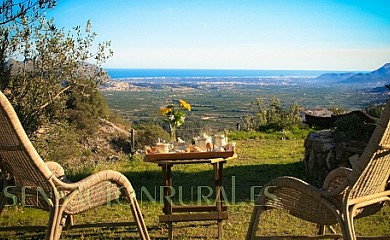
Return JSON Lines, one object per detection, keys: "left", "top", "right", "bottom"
{"left": 160, "top": 99, "right": 191, "bottom": 141}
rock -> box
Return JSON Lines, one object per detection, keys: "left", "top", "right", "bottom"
{"left": 325, "top": 149, "right": 335, "bottom": 169}
{"left": 107, "top": 155, "right": 119, "bottom": 162}
{"left": 304, "top": 130, "right": 367, "bottom": 187}
{"left": 348, "top": 154, "right": 360, "bottom": 170}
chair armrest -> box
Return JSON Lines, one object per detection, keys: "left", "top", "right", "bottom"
{"left": 261, "top": 176, "right": 324, "bottom": 203}
{"left": 45, "top": 161, "right": 66, "bottom": 181}
{"left": 49, "top": 170, "right": 137, "bottom": 216}
{"left": 255, "top": 176, "right": 337, "bottom": 224}
{"left": 321, "top": 167, "right": 352, "bottom": 197}
{"left": 53, "top": 170, "right": 135, "bottom": 198}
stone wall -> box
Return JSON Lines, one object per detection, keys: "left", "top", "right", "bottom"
{"left": 303, "top": 130, "right": 367, "bottom": 187}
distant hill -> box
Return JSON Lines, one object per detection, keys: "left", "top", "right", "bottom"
{"left": 5, "top": 58, "right": 108, "bottom": 80}
{"left": 340, "top": 63, "right": 390, "bottom": 86}
{"left": 314, "top": 63, "right": 390, "bottom": 87}
{"left": 367, "top": 85, "right": 389, "bottom": 94}
{"left": 315, "top": 72, "right": 356, "bottom": 82}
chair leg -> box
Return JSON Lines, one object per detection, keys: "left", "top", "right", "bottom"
{"left": 340, "top": 204, "right": 356, "bottom": 240}
{"left": 53, "top": 214, "right": 67, "bottom": 240}
{"left": 327, "top": 225, "right": 337, "bottom": 234}
{"left": 129, "top": 196, "right": 150, "bottom": 240}
{"left": 343, "top": 217, "right": 355, "bottom": 240}
{"left": 0, "top": 193, "right": 7, "bottom": 215}
{"left": 65, "top": 214, "right": 74, "bottom": 229}
{"left": 246, "top": 204, "right": 265, "bottom": 240}
{"left": 45, "top": 205, "right": 59, "bottom": 240}
{"left": 53, "top": 201, "right": 72, "bottom": 240}
{"left": 317, "top": 224, "right": 326, "bottom": 235}
{"left": 0, "top": 178, "right": 8, "bottom": 215}
{"left": 345, "top": 207, "right": 357, "bottom": 240}
{"left": 318, "top": 225, "right": 340, "bottom": 239}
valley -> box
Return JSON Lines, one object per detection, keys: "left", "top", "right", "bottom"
{"left": 102, "top": 83, "right": 389, "bottom": 132}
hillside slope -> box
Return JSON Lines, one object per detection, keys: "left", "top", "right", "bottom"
{"left": 314, "top": 63, "right": 390, "bottom": 88}
{"left": 33, "top": 118, "right": 132, "bottom": 177}
{"left": 340, "top": 63, "right": 390, "bottom": 86}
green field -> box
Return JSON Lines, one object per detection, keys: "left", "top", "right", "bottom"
{"left": 0, "top": 139, "right": 388, "bottom": 239}
{"left": 102, "top": 85, "right": 388, "bottom": 132}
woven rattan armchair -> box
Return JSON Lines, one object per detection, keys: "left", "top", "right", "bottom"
{"left": 247, "top": 99, "right": 390, "bottom": 240}
{"left": 0, "top": 91, "right": 150, "bottom": 240}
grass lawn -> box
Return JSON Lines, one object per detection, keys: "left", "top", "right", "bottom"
{"left": 0, "top": 139, "right": 388, "bottom": 239}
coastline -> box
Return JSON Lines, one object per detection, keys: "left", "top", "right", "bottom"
{"left": 104, "top": 68, "right": 351, "bottom": 79}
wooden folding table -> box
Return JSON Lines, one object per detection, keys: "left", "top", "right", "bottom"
{"left": 144, "top": 150, "right": 236, "bottom": 239}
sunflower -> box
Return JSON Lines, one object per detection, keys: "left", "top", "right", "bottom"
{"left": 179, "top": 99, "right": 191, "bottom": 111}
{"left": 160, "top": 99, "right": 192, "bottom": 141}
{"left": 159, "top": 106, "right": 172, "bottom": 115}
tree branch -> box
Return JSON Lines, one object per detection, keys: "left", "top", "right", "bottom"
{"left": 38, "top": 85, "right": 71, "bottom": 110}
{"left": 0, "top": 0, "right": 56, "bottom": 25}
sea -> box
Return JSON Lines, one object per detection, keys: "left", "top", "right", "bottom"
{"left": 105, "top": 68, "right": 336, "bottom": 79}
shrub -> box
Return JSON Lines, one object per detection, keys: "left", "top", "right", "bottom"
{"left": 32, "top": 123, "right": 83, "bottom": 165}
{"left": 333, "top": 114, "right": 376, "bottom": 143}
{"left": 65, "top": 88, "right": 110, "bottom": 133}
{"left": 366, "top": 103, "right": 384, "bottom": 118}
{"left": 329, "top": 105, "right": 348, "bottom": 115}
{"left": 133, "top": 123, "right": 170, "bottom": 149}
{"left": 243, "top": 97, "right": 304, "bottom": 132}
{"left": 109, "top": 111, "right": 132, "bottom": 129}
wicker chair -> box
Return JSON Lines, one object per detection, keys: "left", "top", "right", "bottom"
{"left": 247, "top": 99, "right": 390, "bottom": 240}
{"left": 0, "top": 91, "right": 150, "bottom": 240}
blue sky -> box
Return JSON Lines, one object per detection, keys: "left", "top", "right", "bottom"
{"left": 47, "top": 0, "right": 390, "bottom": 71}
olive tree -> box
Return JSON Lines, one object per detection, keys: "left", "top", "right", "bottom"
{"left": 0, "top": 0, "right": 56, "bottom": 25}
{"left": 1, "top": 9, "right": 113, "bottom": 134}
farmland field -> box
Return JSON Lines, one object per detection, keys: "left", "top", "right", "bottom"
{"left": 102, "top": 83, "right": 388, "bottom": 131}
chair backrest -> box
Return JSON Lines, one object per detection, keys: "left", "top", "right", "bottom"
{"left": 0, "top": 91, "right": 54, "bottom": 202}
{"left": 348, "top": 98, "right": 390, "bottom": 199}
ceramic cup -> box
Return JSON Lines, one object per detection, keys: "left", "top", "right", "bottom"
{"left": 156, "top": 143, "right": 170, "bottom": 153}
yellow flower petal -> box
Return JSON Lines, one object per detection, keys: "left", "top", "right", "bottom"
{"left": 179, "top": 99, "right": 191, "bottom": 111}
{"left": 160, "top": 107, "right": 171, "bottom": 115}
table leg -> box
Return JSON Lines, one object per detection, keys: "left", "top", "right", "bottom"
{"left": 214, "top": 162, "right": 224, "bottom": 239}
{"left": 162, "top": 164, "right": 173, "bottom": 214}
{"left": 168, "top": 222, "right": 173, "bottom": 240}
{"left": 161, "top": 164, "right": 174, "bottom": 239}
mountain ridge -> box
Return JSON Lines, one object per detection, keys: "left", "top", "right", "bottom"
{"left": 315, "top": 63, "right": 390, "bottom": 87}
